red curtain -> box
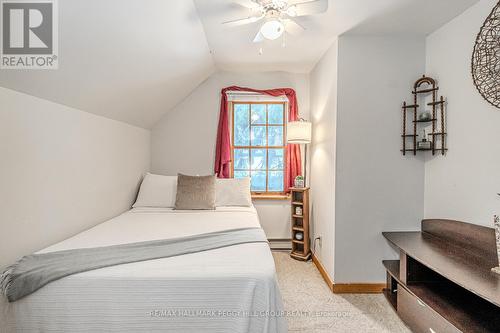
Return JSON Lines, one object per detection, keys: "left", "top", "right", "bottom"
{"left": 214, "top": 86, "right": 302, "bottom": 192}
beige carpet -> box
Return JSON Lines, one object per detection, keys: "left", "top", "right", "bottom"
{"left": 273, "top": 252, "right": 410, "bottom": 333}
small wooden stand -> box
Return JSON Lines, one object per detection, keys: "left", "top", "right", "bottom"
{"left": 290, "top": 187, "right": 311, "bottom": 261}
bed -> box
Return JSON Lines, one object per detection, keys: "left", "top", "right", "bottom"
{"left": 0, "top": 206, "right": 287, "bottom": 332}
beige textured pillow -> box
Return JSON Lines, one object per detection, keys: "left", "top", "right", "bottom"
{"left": 174, "top": 174, "right": 216, "bottom": 210}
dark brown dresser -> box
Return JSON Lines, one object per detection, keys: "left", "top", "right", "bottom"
{"left": 382, "top": 219, "right": 500, "bottom": 333}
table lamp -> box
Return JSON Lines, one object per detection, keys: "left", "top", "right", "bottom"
{"left": 287, "top": 119, "right": 312, "bottom": 187}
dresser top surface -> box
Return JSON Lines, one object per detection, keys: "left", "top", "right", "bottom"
{"left": 383, "top": 231, "right": 500, "bottom": 307}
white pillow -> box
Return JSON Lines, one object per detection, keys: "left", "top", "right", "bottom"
{"left": 215, "top": 178, "right": 252, "bottom": 207}
{"left": 132, "top": 173, "right": 177, "bottom": 208}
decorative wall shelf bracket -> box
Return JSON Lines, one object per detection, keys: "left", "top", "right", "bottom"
{"left": 401, "top": 76, "right": 447, "bottom": 156}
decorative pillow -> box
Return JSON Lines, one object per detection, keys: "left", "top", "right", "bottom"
{"left": 174, "top": 174, "right": 216, "bottom": 210}
{"left": 132, "top": 173, "right": 177, "bottom": 208}
{"left": 216, "top": 178, "right": 252, "bottom": 207}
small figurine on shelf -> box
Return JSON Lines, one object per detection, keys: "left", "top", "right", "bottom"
{"left": 418, "top": 111, "right": 432, "bottom": 121}
{"left": 294, "top": 175, "right": 305, "bottom": 188}
{"left": 295, "top": 232, "right": 304, "bottom": 241}
{"left": 417, "top": 129, "right": 432, "bottom": 150}
{"left": 295, "top": 206, "right": 303, "bottom": 216}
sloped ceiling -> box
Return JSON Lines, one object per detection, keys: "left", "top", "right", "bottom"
{"left": 344, "top": 0, "right": 480, "bottom": 36}
{"left": 0, "top": 0, "right": 215, "bottom": 129}
{"left": 194, "top": 0, "right": 478, "bottom": 73}
{"left": 0, "top": 0, "right": 479, "bottom": 127}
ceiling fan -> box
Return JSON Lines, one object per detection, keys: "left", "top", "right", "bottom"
{"left": 223, "top": 0, "right": 327, "bottom": 43}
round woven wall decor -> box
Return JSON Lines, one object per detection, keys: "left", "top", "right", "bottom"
{"left": 471, "top": 1, "right": 500, "bottom": 109}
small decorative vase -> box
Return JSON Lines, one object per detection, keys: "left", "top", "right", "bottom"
{"left": 295, "top": 207, "right": 303, "bottom": 216}
{"left": 492, "top": 215, "right": 500, "bottom": 274}
{"left": 418, "top": 112, "right": 432, "bottom": 121}
{"left": 295, "top": 232, "right": 303, "bottom": 241}
{"left": 294, "top": 177, "right": 304, "bottom": 188}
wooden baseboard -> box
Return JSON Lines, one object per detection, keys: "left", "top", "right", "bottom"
{"left": 332, "top": 283, "right": 385, "bottom": 294}
{"left": 311, "top": 253, "right": 334, "bottom": 290}
{"left": 269, "top": 238, "right": 292, "bottom": 251}
{"left": 311, "top": 253, "right": 384, "bottom": 294}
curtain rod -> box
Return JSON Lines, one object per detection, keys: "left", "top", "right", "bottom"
{"left": 226, "top": 91, "right": 286, "bottom": 97}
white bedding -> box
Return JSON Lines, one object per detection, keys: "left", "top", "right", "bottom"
{"left": 0, "top": 207, "right": 287, "bottom": 333}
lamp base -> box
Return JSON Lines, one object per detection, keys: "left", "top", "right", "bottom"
{"left": 304, "top": 144, "right": 308, "bottom": 187}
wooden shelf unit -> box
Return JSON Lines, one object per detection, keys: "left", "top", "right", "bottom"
{"left": 402, "top": 75, "right": 447, "bottom": 156}
{"left": 382, "top": 219, "right": 500, "bottom": 333}
{"left": 290, "top": 187, "right": 310, "bottom": 261}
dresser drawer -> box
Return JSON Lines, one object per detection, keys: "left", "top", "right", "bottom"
{"left": 397, "top": 286, "right": 461, "bottom": 333}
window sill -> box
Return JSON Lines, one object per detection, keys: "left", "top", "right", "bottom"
{"left": 251, "top": 194, "right": 290, "bottom": 201}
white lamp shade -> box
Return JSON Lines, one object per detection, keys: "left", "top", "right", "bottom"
{"left": 287, "top": 120, "right": 312, "bottom": 144}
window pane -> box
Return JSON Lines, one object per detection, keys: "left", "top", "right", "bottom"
{"left": 268, "top": 171, "right": 284, "bottom": 192}
{"left": 251, "top": 126, "right": 266, "bottom": 146}
{"left": 251, "top": 149, "right": 267, "bottom": 170}
{"left": 268, "top": 149, "right": 284, "bottom": 170}
{"left": 268, "top": 126, "right": 283, "bottom": 146}
{"left": 251, "top": 171, "right": 266, "bottom": 191}
{"left": 268, "top": 104, "right": 284, "bottom": 124}
{"left": 234, "top": 171, "right": 249, "bottom": 179}
{"left": 234, "top": 149, "right": 249, "bottom": 170}
{"left": 251, "top": 104, "right": 266, "bottom": 124}
{"left": 234, "top": 104, "right": 250, "bottom": 146}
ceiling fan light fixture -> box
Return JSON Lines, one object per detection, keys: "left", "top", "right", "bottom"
{"left": 260, "top": 19, "right": 284, "bottom": 40}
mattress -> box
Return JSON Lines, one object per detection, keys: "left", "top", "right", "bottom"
{"left": 0, "top": 207, "right": 287, "bottom": 333}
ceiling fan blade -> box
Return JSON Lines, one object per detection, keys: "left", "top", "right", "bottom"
{"left": 283, "top": 19, "right": 305, "bottom": 35}
{"left": 288, "top": 0, "right": 328, "bottom": 17}
{"left": 223, "top": 15, "right": 263, "bottom": 27}
{"left": 253, "top": 31, "right": 264, "bottom": 43}
{"left": 288, "top": 0, "right": 319, "bottom": 5}
{"left": 233, "top": 0, "right": 260, "bottom": 9}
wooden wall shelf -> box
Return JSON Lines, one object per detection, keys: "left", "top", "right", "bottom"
{"left": 427, "top": 101, "right": 445, "bottom": 106}
{"left": 401, "top": 148, "right": 448, "bottom": 152}
{"left": 402, "top": 75, "right": 447, "bottom": 156}
{"left": 382, "top": 219, "right": 500, "bottom": 332}
{"left": 412, "top": 87, "right": 439, "bottom": 94}
{"left": 413, "top": 118, "right": 437, "bottom": 123}
{"left": 290, "top": 187, "right": 310, "bottom": 261}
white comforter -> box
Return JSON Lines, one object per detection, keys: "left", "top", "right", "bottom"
{"left": 0, "top": 207, "right": 287, "bottom": 333}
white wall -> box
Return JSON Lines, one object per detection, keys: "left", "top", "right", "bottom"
{"left": 151, "top": 70, "right": 310, "bottom": 238}
{"left": 334, "top": 36, "right": 426, "bottom": 283}
{"left": 309, "top": 39, "right": 338, "bottom": 279}
{"left": 0, "top": 87, "right": 150, "bottom": 270}
{"left": 424, "top": 0, "right": 500, "bottom": 226}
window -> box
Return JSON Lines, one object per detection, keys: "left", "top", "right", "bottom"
{"left": 231, "top": 102, "right": 286, "bottom": 194}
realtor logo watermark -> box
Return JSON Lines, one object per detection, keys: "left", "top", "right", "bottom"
{"left": 1, "top": 0, "right": 58, "bottom": 69}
